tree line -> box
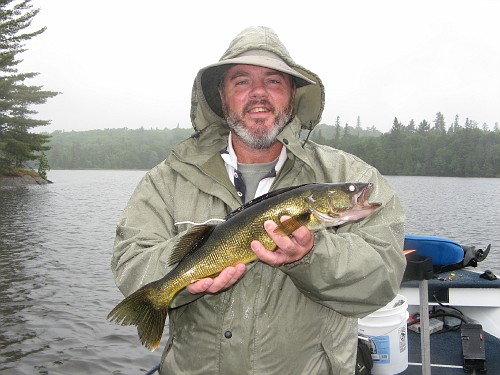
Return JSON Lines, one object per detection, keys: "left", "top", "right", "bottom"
{"left": 45, "top": 114, "right": 500, "bottom": 177}
{"left": 310, "top": 114, "right": 499, "bottom": 177}
{"left": 2, "top": 2, "right": 498, "bottom": 178}
{"left": 46, "top": 127, "right": 193, "bottom": 170}
{"left": 0, "top": 0, "right": 58, "bottom": 178}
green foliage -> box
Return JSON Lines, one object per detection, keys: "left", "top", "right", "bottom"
{"left": 0, "top": 0, "right": 59, "bottom": 173}
{"left": 309, "top": 122, "right": 381, "bottom": 145}
{"left": 37, "top": 150, "right": 49, "bottom": 179}
{"left": 310, "top": 116, "right": 500, "bottom": 177}
{"left": 45, "top": 127, "right": 193, "bottom": 170}
{"left": 44, "top": 114, "right": 499, "bottom": 178}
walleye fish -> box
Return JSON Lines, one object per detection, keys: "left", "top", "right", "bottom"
{"left": 108, "top": 182, "right": 381, "bottom": 351}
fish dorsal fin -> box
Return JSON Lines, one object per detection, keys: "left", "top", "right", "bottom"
{"left": 274, "top": 211, "right": 312, "bottom": 236}
{"left": 168, "top": 224, "right": 215, "bottom": 266}
{"left": 225, "top": 184, "right": 310, "bottom": 220}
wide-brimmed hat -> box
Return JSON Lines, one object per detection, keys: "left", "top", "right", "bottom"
{"left": 198, "top": 49, "right": 316, "bottom": 119}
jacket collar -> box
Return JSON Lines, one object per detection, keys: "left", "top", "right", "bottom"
{"left": 169, "top": 117, "right": 316, "bottom": 208}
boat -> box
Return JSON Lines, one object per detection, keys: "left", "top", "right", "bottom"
{"left": 400, "top": 267, "right": 499, "bottom": 375}
{"left": 399, "top": 235, "right": 499, "bottom": 374}
{"left": 144, "top": 235, "right": 500, "bottom": 374}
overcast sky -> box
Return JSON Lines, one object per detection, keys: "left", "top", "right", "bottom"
{"left": 20, "top": 0, "right": 500, "bottom": 134}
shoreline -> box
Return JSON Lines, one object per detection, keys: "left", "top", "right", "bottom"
{"left": 0, "top": 173, "right": 51, "bottom": 188}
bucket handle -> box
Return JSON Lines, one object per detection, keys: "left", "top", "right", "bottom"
{"left": 360, "top": 312, "right": 409, "bottom": 337}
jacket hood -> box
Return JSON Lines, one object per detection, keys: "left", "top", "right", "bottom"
{"left": 190, "top": 26, "right": 325, "bottom": 132}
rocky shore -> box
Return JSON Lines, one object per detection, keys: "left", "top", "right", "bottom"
{"left": 0, "top": 174, "right": 51, "bottom": 188}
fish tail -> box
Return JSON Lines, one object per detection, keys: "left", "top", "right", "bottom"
{"left": 107, "top": 284, "right": 170, "bottom": 351}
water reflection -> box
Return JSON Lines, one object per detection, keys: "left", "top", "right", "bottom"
{"left": 0, "top": 171, "right": 160, "bottom": 374}
{"left": 1, "top": 189, "right": 43, "bottom": 371}
{"left": 387, "top": 176, "right": 500, "bottom": 258}
{"left": 0, "top": 171, "right": 498, "bottom": 374}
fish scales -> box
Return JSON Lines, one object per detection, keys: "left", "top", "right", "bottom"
{"left": 108, "top": 182, "right": 381, "bottom": 351}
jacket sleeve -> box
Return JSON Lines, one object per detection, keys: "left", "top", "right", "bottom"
{"left": 281, "top": 168, "right": 407, "bottom": 318}
{"left": 110, "top": 169, "right": 201, "bottom": 308}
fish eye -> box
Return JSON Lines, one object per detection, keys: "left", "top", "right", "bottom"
{"left": 348, "top": 184, "right": 356, "bottom": 192}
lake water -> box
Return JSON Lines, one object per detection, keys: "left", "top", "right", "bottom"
{"left": 1, "top": 170, "right": 499, "bottom": 374}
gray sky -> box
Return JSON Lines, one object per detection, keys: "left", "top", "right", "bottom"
{"left": 20, "top": 0, "right": 500, "bottom": 134}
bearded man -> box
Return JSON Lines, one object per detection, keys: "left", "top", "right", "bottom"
{"left": 111, "top": 26, "right": 406, "bottom": 374}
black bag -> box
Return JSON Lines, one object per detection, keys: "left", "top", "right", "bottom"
{"left": 356, "top": 338, "right": 373, "bottom": 375}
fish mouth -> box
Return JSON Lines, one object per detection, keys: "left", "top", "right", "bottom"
{"left": 310, "top": 183, "right": 381, "bottom": 227}
{"left": 355, "top": 183, "right": 382, "bottom": 209}
{"left": 339, "top": 183, "right": 381, "bottom": 224}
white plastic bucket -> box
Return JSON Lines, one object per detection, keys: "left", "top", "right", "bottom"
{"left": 358, "top": 294, "right": 409, "bottom": 374}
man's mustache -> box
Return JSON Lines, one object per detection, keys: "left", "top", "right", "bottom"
{"left": 243, "top": 99, "right": 275, "bottom": 114}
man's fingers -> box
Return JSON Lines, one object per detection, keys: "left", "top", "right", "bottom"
{"left": 186, "top": 264, "right": 246, "bottom": 294}
{"left": 186, "top": 278, "right": 213, "bottom": 294}
{"left": 252, "top": 217, "right": 314, "bottom": 267}
{"left": 251, "top": 239, "right": 286, "bottom": 266}
{"left": 229, "top": 263, "right": 246, "bottom": 283}
{"left": 205, "top": 266, "right": 236, "bottom": 293}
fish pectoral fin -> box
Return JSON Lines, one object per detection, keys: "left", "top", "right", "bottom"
{"left": 273, "top": 212, "right": 311, "bottom": 236}
{"left": 168, "top": 224, "right": 215, "bottom": 266}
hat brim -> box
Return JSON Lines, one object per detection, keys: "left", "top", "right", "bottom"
{"left": 199, "top": 55, "right": 315, "bottom": 119}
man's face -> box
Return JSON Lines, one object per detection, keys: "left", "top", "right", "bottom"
{"left": 219, "top": 64, "right": 295, "bottom": 150}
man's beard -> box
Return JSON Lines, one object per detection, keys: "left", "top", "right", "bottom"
{"left": 222, "top": 98, "right": 294, "bottom": 150}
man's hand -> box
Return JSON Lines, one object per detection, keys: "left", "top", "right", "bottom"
{"left": 186, "top": 263, "right": 246, "bottom": 294}
{"left": 251, "top": 217, "right": 314, "bottom": 266}
{"left": 185, "top": 216, "right": 313, "bottom": 294}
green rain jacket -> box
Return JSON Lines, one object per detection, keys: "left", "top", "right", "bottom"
{"left": 112, "top": 26, "right": 406, "bottom": 375}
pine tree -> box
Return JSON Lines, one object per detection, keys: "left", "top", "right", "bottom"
{"left": 418, "top": 119, "right": 431, "bottom": 133}
{"left": 0, "top": 0, "right": 59, "bottom": 174}
{"left": 452, "top": 114, "right": 460, "bottom": 133}
{"left": 355, "top": 115, "right": 362, "bottom": 136}
{"left": 433, "top": 112, "right": 446, "bottom": 133}
{"left": 407, "top": 119, "right": 416, "bottom": 133}
{"left": 334, "top": 116, "right": 341, "bottom": 143}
